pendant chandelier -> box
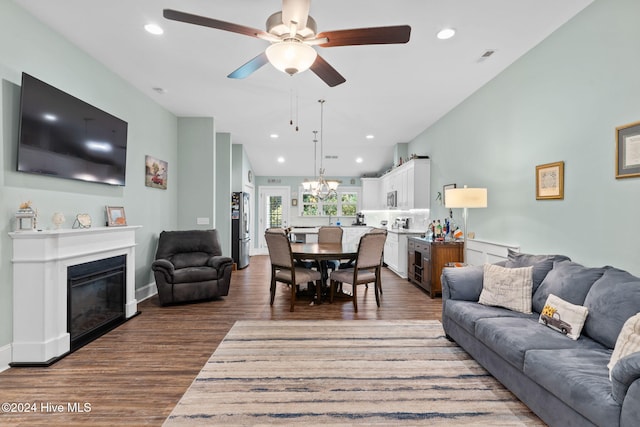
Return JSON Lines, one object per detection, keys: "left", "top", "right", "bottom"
{"left": 302, "top": 99, "right": 339, "bottom": 200}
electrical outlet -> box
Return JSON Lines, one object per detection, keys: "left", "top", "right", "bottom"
{"left": 196, "top": 217, "right": 210, "bottom": 225}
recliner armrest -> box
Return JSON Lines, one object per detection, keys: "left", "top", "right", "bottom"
{"left": 152, "top": 259, "right": 175, "bottom": 274}
{"left": 208, "top": 256, "right": 234, "bottom": 270}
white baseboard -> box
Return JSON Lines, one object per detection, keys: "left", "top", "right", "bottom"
{"left": 136, "top": 281, "right": 158, "bottom": 303}
{"left": 0, "top": 343, "right": 12, "bottom": 372}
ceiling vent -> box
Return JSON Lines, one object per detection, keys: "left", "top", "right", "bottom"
{"left": 477, "top": 50, "right": 496, "bottom": 63}
{"left": 325, "top": 155, "right": 338, "bottom": 159}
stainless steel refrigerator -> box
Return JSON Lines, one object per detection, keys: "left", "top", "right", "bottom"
{"left": 231, "top": 192, "right": 250, "bottom": 269}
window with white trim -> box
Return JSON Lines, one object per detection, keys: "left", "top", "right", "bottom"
{"left": 299, "top": 187, "right": 360, "bottom": 217}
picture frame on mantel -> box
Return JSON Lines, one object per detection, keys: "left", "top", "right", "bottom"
{"left": 106, "top": 206, "right": 127, "bottom": 226}
{"left": 536, "top": 161, "right": 564, "bottom": 200}
{"left": 616, "top": 120, "right": 640, "bottom": 179}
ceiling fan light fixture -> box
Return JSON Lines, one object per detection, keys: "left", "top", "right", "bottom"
{"left": 265, "top": 40, "right": 317, "bottom": 75}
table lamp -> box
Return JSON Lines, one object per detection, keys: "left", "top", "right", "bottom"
{"left": 444, "top": 185, "right": 488, "bottom": 263}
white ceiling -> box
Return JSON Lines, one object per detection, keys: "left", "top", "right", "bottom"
{"left": 14, "top": 0, "right": 593, "bottom": 177}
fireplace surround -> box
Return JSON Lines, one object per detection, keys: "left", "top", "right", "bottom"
{"left": 9, "top": 226, "right": 140, "bottom": 366}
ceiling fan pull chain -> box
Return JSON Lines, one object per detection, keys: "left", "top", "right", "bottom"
{"left": 295, "top": 92, "right": 299, "bottom": 131}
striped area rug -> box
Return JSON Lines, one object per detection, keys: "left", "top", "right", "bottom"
{"left": 164, "top": 320, "right": 544, "bottom": 426}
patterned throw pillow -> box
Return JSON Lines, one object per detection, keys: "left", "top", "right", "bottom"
{"left": 479, "top": 264, "right": 533, "bottom": 314}
{"left": 538, "top": 294, "right": 589, "bottom": 340}
{"left": 608, "top": 312, "right": 640, "bottom": 380}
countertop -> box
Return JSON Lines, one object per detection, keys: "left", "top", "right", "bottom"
{"left": 386, "top": 228, "right": 425, "bottom": 235}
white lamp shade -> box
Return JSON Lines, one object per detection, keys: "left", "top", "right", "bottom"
{"left": 445, "top": 187, "right": 488, "bottom": 208}
{"left": 265, "top": 41, "right": 317, "bottom": 75}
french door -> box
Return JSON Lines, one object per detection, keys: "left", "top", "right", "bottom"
{"left": 257, "top": 186, "right": 290, "bottom": 249}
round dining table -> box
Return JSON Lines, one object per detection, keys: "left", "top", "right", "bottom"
{"left": 290, "top": 242, "right": 359, "bottom": 303}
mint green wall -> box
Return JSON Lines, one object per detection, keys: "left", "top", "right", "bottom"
{"left": 215, "top": 132, "right": 232, "bottom": 255}
{"left": 0, "top": 3, "right": 178, "bottom": 350}
{"left": 409, "top": 0, "right": 639, "bottom": 274}
{"left": 177, "top": 117, "right": 215, "bottom": 231}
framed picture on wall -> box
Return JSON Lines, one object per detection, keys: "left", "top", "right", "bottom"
{"left": 106, "top": 206, "right": 127, "bottom": 226}
{"left": 536, "top": 161, "right": 564, "bottom": 200}
{"left": 616, "top": 120, "right": 640, "bottom": 179}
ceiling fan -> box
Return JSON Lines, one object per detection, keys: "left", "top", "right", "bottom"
{"left": 163, "top": 0, "right": 411, "bottom": 87}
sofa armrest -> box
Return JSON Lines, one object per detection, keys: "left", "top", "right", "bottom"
{"left": 442, "top": 265, "right": 484, "bottom": 302}
{"left": 612, "top": 351, "right": 640, "bottom": 404}
{"left": 208, "top": 256, "right": 234, "bottom": 270}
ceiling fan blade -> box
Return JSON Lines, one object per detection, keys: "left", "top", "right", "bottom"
{"left": 310, "top": 55, "right": 346, "bottom": 87}
{"left": 227, "top": 52, "right": 270, "bottom": 79}
{"left": 317, "top": 25, "right": 411, "bottom": 47}
{"left": 163, "top": 9, "right": 270, "bottom": 39}
{"left": 282, "top": 0, "right": 310, "bottom": 30}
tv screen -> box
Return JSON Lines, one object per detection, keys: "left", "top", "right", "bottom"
{"left": 17, "top": 73, "right": 128, "bottom": 186}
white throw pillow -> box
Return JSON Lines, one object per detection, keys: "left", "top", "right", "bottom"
{"left": 479, "top": 264, "right": 533, "bottom": 314}
{"left": 538, "top": 294, "right": 588, "bottom": 340}
{"left": 608, "top": 312, "right": 640, "bottom": 380}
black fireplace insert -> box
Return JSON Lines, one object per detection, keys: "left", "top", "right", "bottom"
{"left": 67, "top": 255, "right": 126, "bottom": 351}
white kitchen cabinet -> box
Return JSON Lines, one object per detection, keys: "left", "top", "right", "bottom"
{"left": 384, "top": 232, "right": 399, "bottom": 272}
{"left": 384, "top": 231, "right": 424, "bottom": 279}
{"left": 364, "top": 159, "right": 430, "bottom": 211}
{"left": 360, "top": 178, "right": 381, "bottom": 210}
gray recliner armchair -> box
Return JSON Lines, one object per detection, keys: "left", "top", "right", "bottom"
{"left": 152, "top": 229, "right": 233, "bottom": 305}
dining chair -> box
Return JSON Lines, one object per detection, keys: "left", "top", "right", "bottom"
{"left": 317, "top": 226, "right": 344, "bottom": 274}
{"left": 329, "top": 230, "right": 387, "bottom": 312}
{"left": 265, "top": 231, "right": 322, "bottom": 312}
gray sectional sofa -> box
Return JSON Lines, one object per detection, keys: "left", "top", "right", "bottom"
{"left": 441, "top": 252, "right": 640, "bottom": 427}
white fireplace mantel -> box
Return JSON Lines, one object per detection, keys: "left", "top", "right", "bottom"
{"left": 9, "top": 226, "right": 141, "bottom": 365}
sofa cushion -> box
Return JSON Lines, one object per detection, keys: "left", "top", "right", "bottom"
{"left": 531, "top": 260, "right": 607, "bottom": 314}
{"left": 505, "top": 249, "right": 571, "bottom": 293}
{"left": 583, "top": 267, "right": 640, "bottom": 349}
{"left": 539, "top": 294, "right": 589, "bottom": 340}
{"left": 609, "top": 313, "right": 640, "bottom": 381}
{"left": 479, "top": 264, "right": 533, "bottom": 313}
{"left": 444, "top": 299, "right": 535, "bottom": 335}
{"left": 442, "top": 265, "right": 484, "bottom": 301}
{"left": 524, "top": 348, "right": 619, "bottom": 427}
{"left": 474, "top": 317, "right": 605, "bottom": 370}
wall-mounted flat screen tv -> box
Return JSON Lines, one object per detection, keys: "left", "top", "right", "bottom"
{"left": 17, "top": 73, "right": 128, "bottom": 186}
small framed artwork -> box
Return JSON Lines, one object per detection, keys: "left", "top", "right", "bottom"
{"left": 145, "top": 155, "right": 168, "bottom": 189}
{"left": 291, "top": 198, "right": 298, "bottom": 207}
{"left": 616, "top": 120, "right": 640, "bottom": 179}
{"left": 536, "top": 161, "right": 564, "bottom": 200}
{"left": 106, "top": 206, "right": 127, "bottom": 226}
{"left": 443, "top": 183, "right": 456, "bottom": 205}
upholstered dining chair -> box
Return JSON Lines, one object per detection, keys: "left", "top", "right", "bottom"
{"left": 329, "top": 230, "right": 387, "bottom": 312}
{"left": 265, "top": 230, "right": 322, "bottom": 312}
{"left": 317, "top": 225, "right": 344, "bottom": 273}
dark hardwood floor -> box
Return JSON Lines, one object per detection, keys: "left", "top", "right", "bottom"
{"left": 0, "top": 255, "right": 444, "bottom": 426}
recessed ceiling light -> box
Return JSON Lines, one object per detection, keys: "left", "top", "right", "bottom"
{"left": 436, "top": 28, "right": 456, "bottom": 40}
{"left": 270, "top": 134, "right": 279, "bottom": 139}
{"left": 365, "top": 135, "right": 374, "bottom": 140}
{"left": 144, "top": 24, "right": 164, "bottom": 35}
{"left": 356, "top": 157, "right": 363, "bottom": 163}
{"left": 277, "top": 156, "right": 285, "bottom": 163}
